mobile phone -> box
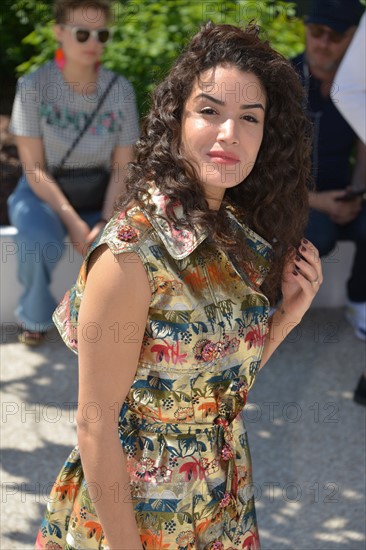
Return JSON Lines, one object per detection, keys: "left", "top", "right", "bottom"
{"left": 335, "top": 189, "right": 366, "bottom": 202}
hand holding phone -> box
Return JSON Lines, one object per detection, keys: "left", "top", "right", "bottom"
{"left": 335, "top": 189, "right": 366, "bottom": 202}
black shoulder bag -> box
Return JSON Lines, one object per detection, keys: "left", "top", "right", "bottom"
{"left": 51, "top": 73, "right": 118, "bottom": 211}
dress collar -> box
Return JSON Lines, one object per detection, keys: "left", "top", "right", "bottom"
{"left": 138, "top": 188, "right": 273, "bottom": 283}
{"left": 141, "top": 187, "right": 209, "bottom": 260}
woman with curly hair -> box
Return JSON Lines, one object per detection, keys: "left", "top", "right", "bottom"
{"left": 36, "top": 22, "right": 321, "bottom": 550}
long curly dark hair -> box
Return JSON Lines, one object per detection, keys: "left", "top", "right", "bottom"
{"left": 119, "top": 22, "right": 312, "bottom": 304}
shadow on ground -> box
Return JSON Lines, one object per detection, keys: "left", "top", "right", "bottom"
{"left": 1, "top": 307, "right": 365, "bottom": 549}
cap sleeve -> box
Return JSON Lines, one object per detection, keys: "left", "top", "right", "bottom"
{"left": 9, "top": 72, "right": 42, "bottom": 137}
{"left": 52, "top": 207, "right": 154, "bottom": 353}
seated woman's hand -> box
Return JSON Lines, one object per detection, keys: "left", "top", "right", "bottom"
{"left": 67, "top": 218, "right": 91, "bottom": 256}
{"left": 85, "top": 220, "right": 108, "bottom": 249}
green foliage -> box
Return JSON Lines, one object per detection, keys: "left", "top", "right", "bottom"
{"left": 0, "top": 0, "right": 53, "bottom": 74}
{"left": 15, "top": 25, "right": 57, "bottom": 76}
{"left": 8, "top": 0, "right": 305, "bottom": 116}
{"left": 104, "top": 0, "right": 305, "bottom": 114}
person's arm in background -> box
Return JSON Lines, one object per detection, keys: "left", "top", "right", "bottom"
{"left": 16, "top": 135, "right": 91, "bottom": 254}
{"left": 102, "top": 145, "right": 134, "bottom": 219}
{"left": 103, "top": 77, "right": 139, "bottom": 219}
{"left": 87, "top": 77, "right": 139, "bottom": 242}
{"left": 308, "top": 139, "right": 365, "bottom": 225}
{"left": 86, "top": 144, "right": 135, "bottom": 245}
{"left": 332, "top": 12, "right": 366, "bottom": 145}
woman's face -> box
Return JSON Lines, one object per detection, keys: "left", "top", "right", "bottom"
{"left": 54, "top": 7, "right": 108, "bottom": 67}
{"left": 181, "top": 65, "right": 266, "bottom": 209}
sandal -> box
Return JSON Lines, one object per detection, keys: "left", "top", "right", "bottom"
{"left": 18, "top": 329, "right": 46, "bottom": 346}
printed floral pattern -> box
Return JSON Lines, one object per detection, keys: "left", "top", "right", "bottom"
{"left": 36, "top": 190, "right": 272, "bottom": 549}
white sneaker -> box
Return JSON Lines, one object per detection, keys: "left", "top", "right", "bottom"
{"left": 345, "top": 301, "right": 366, "bottom": 341}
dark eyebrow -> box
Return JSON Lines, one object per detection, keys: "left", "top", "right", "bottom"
{"left": 194, "top": 93, "right": 265, "bottom": 111}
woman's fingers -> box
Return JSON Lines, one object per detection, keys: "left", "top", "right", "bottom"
{"left": 293, "top": 239, "right": 323, "bottom": 290}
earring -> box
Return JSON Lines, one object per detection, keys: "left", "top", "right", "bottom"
{"left": 54, "top": 47, "right": 66, "bottom": 70}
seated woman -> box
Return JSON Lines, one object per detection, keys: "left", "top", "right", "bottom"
{"left": 8, "top": 0, "right": 139, "bottom": 345}
{"left": 35, "top": 22, "right": 321, "bottom": 550}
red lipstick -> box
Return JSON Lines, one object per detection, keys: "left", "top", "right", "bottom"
{"left": 207, "top": 151, "right": 240, "bottom": 164}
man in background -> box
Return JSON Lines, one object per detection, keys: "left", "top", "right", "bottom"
{"left": 292, "top": 0, "right": 366, "bottom": 406}
{"left": 292, "top": 0, "right": 366, "bottom": 346}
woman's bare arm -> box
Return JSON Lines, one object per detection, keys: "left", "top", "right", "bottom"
{"left": 15, "top": 136, "right": 90, "bottom": 253}
{"left": 101, "top": 145, "right": 134, "bottom": 220}
{"left": 77, "top": 245, "right": 151, "bottom": 549}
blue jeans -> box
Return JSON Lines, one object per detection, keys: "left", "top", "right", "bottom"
{"left": 7, "top": 175, "right": 101, "bottom": 331}
{"left": 305, "top": 204, "right": 366, "bottom": 302}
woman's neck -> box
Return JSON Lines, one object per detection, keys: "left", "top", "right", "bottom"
{"left": 61, "top": 61, "right": 99, "bottom": 90}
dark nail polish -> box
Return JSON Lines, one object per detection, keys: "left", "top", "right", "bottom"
{"left": 295, "top": 255, "right": 301, "bottom": 262}
{"left": 292, "top": 269, "right": 299, "bottom": 276}
{"left": 301, "top": 245, "right": 307, "bottom": 252}
{"left": 302, "top": 238, "right": 308, "bottom": 244}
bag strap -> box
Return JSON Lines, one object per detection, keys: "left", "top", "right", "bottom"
{"left": 58, "top": 73, "right": 119, "bottom": 168}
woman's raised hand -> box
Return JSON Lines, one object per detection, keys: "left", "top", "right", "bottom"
{"left": 280, "top": 239, "right": 323, "bottom": 324}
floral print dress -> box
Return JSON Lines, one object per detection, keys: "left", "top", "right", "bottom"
{"left": 35, "top": 189, "right": 273, "bottom": 550}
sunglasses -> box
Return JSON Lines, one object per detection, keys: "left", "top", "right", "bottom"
{"left": 307, "top": 23, "right": 346, "bottom": 43}
{"left": 62, "top": 24, "right": 112, "bottom": 44}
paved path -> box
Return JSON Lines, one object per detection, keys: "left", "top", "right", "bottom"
{"left": 1, "top": 307, "right": 365, "bottom": 549}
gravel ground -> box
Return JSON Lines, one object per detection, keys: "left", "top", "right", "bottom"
{"left": 1, "top": 307, "right": 365, "bottom": 550}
